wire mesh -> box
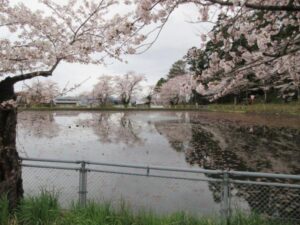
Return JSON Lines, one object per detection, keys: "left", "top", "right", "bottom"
{"left": 87, "top": 170, "right": 222, "bottom": 216}
{"left": 230, "top": 182, "right": 300, "bottom": 221}
{"left": 21, "top": 159, "right": 300, "bottom": 222}
{"left": 22, "top": 166, "right": 79, "bottom": 208}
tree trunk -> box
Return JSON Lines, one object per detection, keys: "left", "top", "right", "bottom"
{"left": 0, "top": 79, "right": 23, "bottom": 211}
{"left": 123, "top": 97, "right": 130, "bottom": 108}
{"left": 264, "top": 90, "right": 268, "bottom": 103}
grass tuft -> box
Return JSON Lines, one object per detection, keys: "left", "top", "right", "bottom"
{"left": 2, "top": 192, "right": 294, "bottom": 225}
{"left": 17, "top": 190, "right": 60, "bottom": 225}
{"left": 0, "top": 194, "right": 10, "bottom": 225}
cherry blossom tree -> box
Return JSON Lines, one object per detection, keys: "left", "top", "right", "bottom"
{"left": 157, "top": 74, "right": 196, "bottom": 105}
{"left": 113, "top": 71, "right": 145, "bottom": 107}
{"left": 93, "top": 75, "right": 114, "bottom": 105}
{"left": 275, "top": 52, "right": 300, "bottom": 101}
{"left": 0, "top": 0, "right": 145, "bottom": 209}
{"left": 22, "top": 80, "right": 59, "bottom": 105}
{"left": 131, "top": 0, "right": 300, "bottom": 101}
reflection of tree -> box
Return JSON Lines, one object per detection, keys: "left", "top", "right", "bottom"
{"left": 154, "top": 112, "right": 192, "bottom": 152}
{"left": 155, "top": 112, "right": 300, "bottom": 219}
{"left": 53, "top": 111, "right": 80, "bottom": 117}
{"left": 186, "top": 123, "right": 300, "bottom": 174}
{"left": 155, "top": 121, "right": 192, "bottom": 152}
{"left": 186, "top": 122, "right": 300, "bottom": 218}
{"left": 78, "top": 112, "right": 145, "bottom": 147}
{"left": 188, "top": 120, "right": 300, "bottom": 220}
{"left": 186, "top": 125, "right": 250, "bottom": 171}
{"left": 17, "top": 111, "right": 60, "bottom": 138}
{"left": 233, "top": 183, "right": 300, "bottom": 220}
{"left": 154, "top": 112, "right": 300, "bottom": 173}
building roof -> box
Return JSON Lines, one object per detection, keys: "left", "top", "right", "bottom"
{"left": 55, "top": 101, "right": 78, "bottom": 104}
{"left": 54, "top": 96, "right": 79, "bottom": 104}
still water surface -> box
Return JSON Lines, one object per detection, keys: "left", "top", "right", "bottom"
{"left": 17, "top": 111, "right": 300, "bottom": 215}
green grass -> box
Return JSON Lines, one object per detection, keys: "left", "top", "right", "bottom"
{"left": 0, "top": 194, "right": 10, "bottom": 225}
{"left": 19, "top": 102, "right": 300, "bottom": 115}
{"left": 0, "top": 192, "right": 293, "bottom": 225}
{"left": 17, "top": 190, "right": 60, "bottom": 225}
{"left": 207, "top": 103, "right": 300, "bottom": 115}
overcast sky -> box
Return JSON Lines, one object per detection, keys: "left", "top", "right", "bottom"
{"left": 13, "top": 2, "right": 213, "bottom": 96}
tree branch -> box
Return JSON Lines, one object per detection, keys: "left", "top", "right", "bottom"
{"left": 7, "top": 58, "right": 62, "bottom": 84}
{"left": 71, "top": 0, "right": 105, "bottom": 43}
{"left": 206, "top": 0, "right": 300, "bottom": 12}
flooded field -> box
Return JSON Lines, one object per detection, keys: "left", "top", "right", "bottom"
{"left": 17, "top": 111, "right": 300, "bottom": 215}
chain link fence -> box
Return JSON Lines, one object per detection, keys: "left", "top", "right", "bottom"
{"left": 21, "top": 157, "right": 300, "bottom": 222}
{"left": 22, "top": 166, "right": 78, "bottom": 208}
{"left": 229, "top": 179, "right": 300, "bottom": 221}
{"left": 86, "top": 171, "right": 222, "bottom": 215}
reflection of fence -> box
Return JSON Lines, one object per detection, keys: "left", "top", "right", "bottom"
{"left": 21, "top": 157, "right": 300, "bottom": 222}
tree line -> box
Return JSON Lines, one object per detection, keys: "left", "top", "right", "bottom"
{"left": 19, "top": 71, "right": 150, "bottom": 107}
{"left": 154, "top": 13, "right": 299, "bottom": 105}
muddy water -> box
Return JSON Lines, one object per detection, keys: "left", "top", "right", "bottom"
{"left": 17, "top": 111, "right": 300, "bottom": 215}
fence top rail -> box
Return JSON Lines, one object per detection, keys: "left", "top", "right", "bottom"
{"left": 20, "top": 157, "right": 223, "bottom": 175}
{"left": 21, "top": 157, "right": 80, "bottom": 164}
{"left": 229, "top": 170, "right": 300, "bottom": 180}
{"left": 21, "top": 163, "right": 79, "bottom": 171}
{"left": 20, "top": 157, "right": 300, "bottom": 180}
{"left": 87, "top": 160, "right": 223, "bottom": 175}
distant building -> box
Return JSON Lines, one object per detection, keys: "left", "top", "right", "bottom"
{"left": 134, "top": 99, "right": 148, "bottom": 107}
{"left": 78, "top": 97, "right": 104, "bottom": 107}
{"left": 78, "top": 96, "right": 120, "bottom": 107}
{"left": 54, "top": 97, "right": 79, "bottom": 107}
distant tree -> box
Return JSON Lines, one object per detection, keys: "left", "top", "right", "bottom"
{"left": 144, "top": 85, "right": 155, "bottom": 107}
{"left": 93, "top": 75, "right": 114, "bottom": 105}
{"left": 159, "top": 74, "right": 196, "bottom": 105}
{"left": 77, "top": 91, "right": 91, "bottom": 99}
{"left": 23, "top": 80, "right": 59, "bottom": 105}
{"left": 185, "top": 47, "right": 209, "bottom": 76}
{"left": 167, "top": 60, "right": 187, "bottom": 79}
{"left": 114, "top": 71, "right": 145, "bottom": 107}
{"left": 154, "top": 78, "right": 167, "bottom": 92}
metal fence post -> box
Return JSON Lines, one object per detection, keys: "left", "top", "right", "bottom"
{"left": 222, "top": 171, "right": 230, "bottom": 221}
{"left": 79, "top": 161, "right": 87, "bottom": 207}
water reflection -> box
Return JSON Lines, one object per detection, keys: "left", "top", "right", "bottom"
{"left": 155, "top": 113, "right": 192, "bottom": 152}
{"left": 77, "top": 112, "right": 145, "bottom": 147}
{"left": 17, "top": 111, "right": 300, "bottom": 218}
{"left": 152, "top": 112, "right": 300, "bottom": 174}
{"left": 17, "top": 111, "right": 300, "bottom": 173}
{"left": 152, "top": 112, "right": 300, "bottom": 219}
{"left": 18, "top": 111, "right": 60, "bottom": 139}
